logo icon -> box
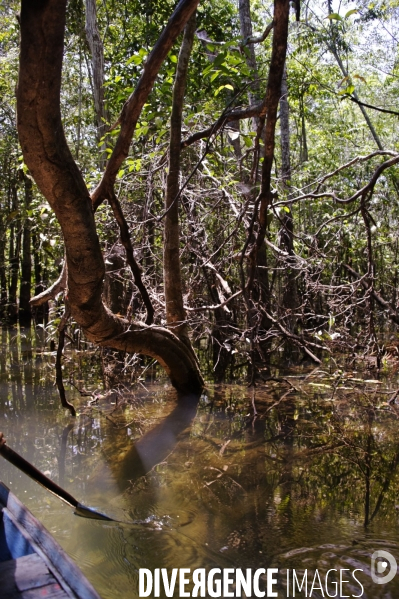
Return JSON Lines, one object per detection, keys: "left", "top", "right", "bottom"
{"left": 371, "top": 550, "right": 397, "bottom": 584}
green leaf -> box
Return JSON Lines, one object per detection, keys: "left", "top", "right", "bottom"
{"left": 126, "top": 54, "right": 143, "bottom": 66}
{"left": 213, "top": 53, "right": 227, "bottom": 68}
{"left": 345, "top": 8, "right": 358, "bottom": 18}
{"left": 170, "top": 55, "right": 177, "bottom": 63}
{"left": 6, "top": 210, "right": 19, "bottom": 223}
{"left": 203, "top": 63, "right": 214, "bottom": 77}
{"left": 326, "top": 13, "right": 343, "bottom": 21}
{"left": 215, "top": 84, "right": 234, "bottom": 96}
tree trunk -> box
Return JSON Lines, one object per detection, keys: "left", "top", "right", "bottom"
{"left": 279, "top": 63, "right": 298, "bottom": 336}
{"left": 164, "top": 12, "right": 196, "bottom": 341}
{"left": 18, "top": 0, "right": 203, "bottom": 395}
{"left": 85, "top": 0, "right": 108, "bottom": 146}
{"left": 8, "top": 184, "right": 21, "bottom": 323}
{"left": 0, "top": 221, "right": 7, "bottom": 319}
{"left": 238, "top": 0, "right": 261, "bottom": 107}
{"left": 243, "top": 0, "right": 289, "bottom": 379}
{"left": 299, "top": 93, "right": 308, "bottom": 163}
{"left": 31, "top": 233, "right": 48, "bottom": 325}
{"left": 280, "top": 64, "right": 291, "bottom": 192}
{"left": 248, "top": 0, "right": 290, "bottom": 286}
{"left": 19, "top": 173, "right": 32, "bottom": 324}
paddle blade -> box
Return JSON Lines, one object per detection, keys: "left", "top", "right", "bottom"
{"left": 74, "top": 503, "right": 115, "bottom": 521}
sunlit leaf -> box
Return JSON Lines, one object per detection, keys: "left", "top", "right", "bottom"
{"left": 326, "top": 13, "right": 343, "bottom": 21}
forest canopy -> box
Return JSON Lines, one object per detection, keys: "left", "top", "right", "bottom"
{"left": 1, "top": 0, "right": 399, "bottom": 396}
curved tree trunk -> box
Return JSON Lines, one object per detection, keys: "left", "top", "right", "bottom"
{"left": 18, "top": 0, "right": 203, "bottom": 395}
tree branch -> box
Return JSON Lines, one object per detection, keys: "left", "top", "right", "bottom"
{"left": 181, "top": 102, "right": 263, "bottom": 148}
{"left": 30, "top": 261, "right": 67, "bottom": 307}
{"left": 244, "top": 20, "right": 274, "bottom": 45}
{"left": 274, "top": 152, "right": 399, "bottom": 208}
{"left": 343, "top": 94, "right": 399, "bottom": 118}
{"left": 343, "top": 264, "right": 399, "bottom": 325}
{"left": 107, "top": 190, "right": 154, "bottom": 325}
{"left": 91, "top": 0, "right": 200, "bottom": 209}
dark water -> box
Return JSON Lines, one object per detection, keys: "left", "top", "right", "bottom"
{"left": 1, "top": 326, "right": 399, "bottom": 597}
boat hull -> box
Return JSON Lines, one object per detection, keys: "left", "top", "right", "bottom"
{"left": 0, "top": 482, "right": 102, "bottom": 599}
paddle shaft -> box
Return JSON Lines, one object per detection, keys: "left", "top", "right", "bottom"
{"left": 0, "top": 442, "right": 78, "bottom": 507}
{"left": 0, "top": 442, "right": 114, "bottom": 521}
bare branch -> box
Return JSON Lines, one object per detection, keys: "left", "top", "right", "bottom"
{"left": 185, "top": 290, "right": 243, "bottom": 312}
{"left": 181, "top": 103, "right": 263, "bottom": 149}
{"left": 107, "top": 190, "right": 154, "bottom": 324}
{"left": 244, "top": 20, "right": 274, "bottom": 44}
{"left": 274, "top": 153, "right": 399, "bottom": 208}
{"left": 343, "top": 94, "right": 399, "bottom": 118}
{"left": 343, "top": 264, "right": 399, "bottom": 325}
{"left": 30, "top": 261, "right": 67, "bottom": 307}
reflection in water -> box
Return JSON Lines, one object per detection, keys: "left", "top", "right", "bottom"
{"left": 117, "top": 393, "right": 200, "bottom": 489}
{"left": 58, "top": 423, "right": 74, "bottom": 488}
{"left": 1, "top": 328, "right": 399, "bottom": 597}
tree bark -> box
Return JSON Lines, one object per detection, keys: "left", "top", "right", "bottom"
{"left": 164, "top": 12, "right": 196, "bottom": 340}
{"left": 18, "top": 0, "right": 203, "bottom": 395}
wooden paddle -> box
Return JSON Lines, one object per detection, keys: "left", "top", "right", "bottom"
{"left": 0, "top": 433, "right": 114, "bottom": 521}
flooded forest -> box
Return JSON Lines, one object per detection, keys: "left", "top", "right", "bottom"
{"left": 2, "top": 0, "right": 399, "bottom": 597}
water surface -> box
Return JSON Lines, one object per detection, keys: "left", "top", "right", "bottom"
{"left": 1, "top": 327, "right": 399, "bottom": 597}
